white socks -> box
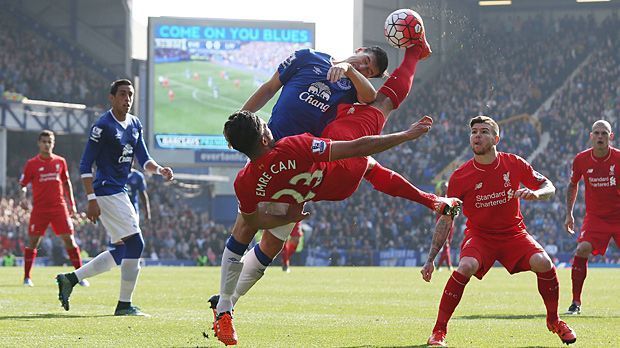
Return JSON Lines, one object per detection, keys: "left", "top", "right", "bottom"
{"left": 74, "top": 250, "right": 116, "bottom": 281}
{"left": 231, "top": 247, "right": 269, "bottom": 306}
{"left": 119, "top": 259, "right": 140, "bottom": 302}
{"left": 216, "top": 246, "right": 244, "bottom": 314}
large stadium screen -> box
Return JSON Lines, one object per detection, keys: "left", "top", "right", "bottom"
{"left": 147, "top": 17, "right": 314, "bottom": 157}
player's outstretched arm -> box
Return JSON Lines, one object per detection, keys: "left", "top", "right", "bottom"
{"left": 330, "top": 115, "right": 432, "bottom": 161}
{"left": 242, "top": 71, "right": 283, "bottom": 112}
{"left": 421, "top": 214, "right": 454, "bottom": 282}
{"left": 564, "top": 181, "right": 579, "bottom": 235}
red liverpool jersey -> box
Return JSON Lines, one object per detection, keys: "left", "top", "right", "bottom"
{"left": 447, "top": 152, "right": 547, "bottom": 235}
{"left": 570, "top": 147, "right": 620, "bottom": 222}
{"left": 235, "top": 133, "right": 368, "bottom": 214}
{"left": 19, "top": 154, "right": 69, "bottom": 212}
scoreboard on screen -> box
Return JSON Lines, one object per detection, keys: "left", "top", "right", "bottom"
{"left": 147, "top": 17, "right": 314, "bottom": 165}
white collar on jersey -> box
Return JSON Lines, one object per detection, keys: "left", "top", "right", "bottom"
{"left": 110, "top": 109, "right": 130, "bottom": 129}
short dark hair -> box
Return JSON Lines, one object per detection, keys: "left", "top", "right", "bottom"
{"left": 363, "top": 46, "right": 389, "bottom": 78}
{"left": 38, "top": 130, "right": 54, "bottom": 141}
{"left": 110, "top": 79, "right": 133, "bottom": 95}
{"left": 470, "top": 115, "right": 500, "bottom": 136}
{"left": 223, "top": 110, "right": 263, "bottom": 157}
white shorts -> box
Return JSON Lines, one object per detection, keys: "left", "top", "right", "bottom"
{"left": 97, "top": 192, "right": 141, "bottom": 242}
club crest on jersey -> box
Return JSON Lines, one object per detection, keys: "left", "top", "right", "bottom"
{"left": 55, "top": 164, "right": 60, "bottom": 171}
{"left": 118, "top": 144, "right": 134, "bottom": 163}
{"left": 132, "top": 127, "right": 139, "bottom": 139}
{"left": 586, "top": 168, "right": 593, "bottom": 173}
{"left": 299, "top": 82, "right": 331, "bottom": 113}
{"left": 336, "top": 78, "right": 352, "bottom": 90}
{"left": 90, "top": 126, "right": 103, "bottom": 142}
{"left": 475, "top": 182, "right": 483, "bottom": 190}
{"left": 610, "top": 165, "right": 615, "bottom": 176}
{"left": 503, "top": 171, "right": 511, "bottom": 187}
{"left": 311, "top": 139, "right": 327, "bottom": 154}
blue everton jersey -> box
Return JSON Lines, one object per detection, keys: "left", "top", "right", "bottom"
{"left": 80, "top": 110, "right": 152, "bottom": 196}
{"left": 268, "top": 49, "right": 358, "bottom": 140}
{"left": 126, "top": 170, "right": 146, "bottom": 214}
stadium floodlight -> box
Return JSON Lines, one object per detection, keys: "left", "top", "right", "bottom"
{"left": 576, "top": 0, "right": 610, "bottom": 2}
{"left": 22, "top": 98, "right": 87, "bottom": 110}
{"left": 479, "top": 0, "right": 511, "bottom": 5}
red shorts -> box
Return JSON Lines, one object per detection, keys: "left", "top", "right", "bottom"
{"left": 460, "top": 230, "right": 545, "bottom": 280}
{"left": 290, "top": 222, "right": 304, "bottom": 238}
{"left": 313, "top": 104, "right": 385, "bottom": 201}
{"left": 579, "top": 215, "right": 620, "bottom": 256}
{"left": 28, "top": 210, "right": 74, "bottom": 236}
{"left": 321, "top": 103, "right": 386, "bottom": 141}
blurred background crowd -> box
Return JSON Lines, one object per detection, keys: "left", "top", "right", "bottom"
{"left": 1, "top": 9, "right": 619, "bottom": 266}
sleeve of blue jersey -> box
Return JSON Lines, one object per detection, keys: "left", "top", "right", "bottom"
{"left": 133, "top": 122, "right": 153, "bottom": 169}
{"left": 79, "top": 123, "right": 104, "bottom": 176}
{"left": 277, "top": 49, "right": 309, "bottom": 84}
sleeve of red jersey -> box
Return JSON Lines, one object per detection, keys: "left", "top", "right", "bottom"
{"left": 569, "top": 156, "right": 582, "bottom": 184}
{"left": 60, "top": 158, "right": 69, "bottom": 183}
{"left": 518, "top": 156, "right": 548, "bottom": 190}
{"left": 284, "top": 134, "right": 332, "bottom": 163}
{"left": 234, "top": 175, "right": 257, "bottom": 215}
{"left": 19, "top": 160, "right": 32, "bottom": 187}
{"left": 446, "top": 173, "right": 463, "bottom": 200}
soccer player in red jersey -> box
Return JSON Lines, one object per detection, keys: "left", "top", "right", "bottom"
{"left": 421, "top": 116, "right": 576, "bottom": 347}
{"left": 210, "top": 15, "right": 460, "bottom": 345}
{"left": 19, "top": 130, "right": 87, "bottom": 287}
{"left": 564, "top": 119, "right": 620, "bottom": 315}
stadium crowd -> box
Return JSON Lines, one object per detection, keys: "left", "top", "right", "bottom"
{"left": 1, "top": 13, "right": 619, "bottom": 266}
{"left": 0, "top": 10, "right": 108, "bottom": 106}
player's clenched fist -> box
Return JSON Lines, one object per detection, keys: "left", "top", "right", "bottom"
{"left": 86, "top": 200, "right": 101, "bottom": 224}
{"left": 421, "top": 261, "right": 435, "bottom": 282}
{"left": 327, "top": 62, "right": 351, "bottom": 82}
{"left": 159, "top": 167, "right": 174, "bottom": 181}
{"left": 405, "top": 115, "right": 433, "bottom": 140}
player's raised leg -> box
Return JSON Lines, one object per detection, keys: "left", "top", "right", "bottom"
{"left": 372, "top": 12, "right": 431, "bottom": 117}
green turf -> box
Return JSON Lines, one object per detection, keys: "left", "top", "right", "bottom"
{"left": 154, "top": 61, "right": 278, "bottom": 135}
{"left": 0, "top": 267, "right": 618, "bottom": 347}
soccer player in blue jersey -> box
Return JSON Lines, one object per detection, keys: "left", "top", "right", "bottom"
{"left": 55, "top": 79, "right": 173, "bottom": 316}
{"left": 243, "top": 47, "right": 389, "bottom": 140}
{"left": 127, "top": 168, "right": 151, "bottom": 222}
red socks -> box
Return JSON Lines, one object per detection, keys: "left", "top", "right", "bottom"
{"left": 67, "top": 247, "right": 83, "bottom": 270}
{"left": 377, "top": 45, "right": 423, "bottom": 109}
{"left": 24, "top": 247, "right": 37, "bottom": 279}
{"left": 434, "top": 271, "right": 470, "bottom": 332}
{"left": 364, "top": 162, "right": 437, "bottom": 210}
{"left": 536, "top": 267, "right": 560, "bottom": 323}
{"left": 571, "top": 256, "right": 588, "bottom": 305}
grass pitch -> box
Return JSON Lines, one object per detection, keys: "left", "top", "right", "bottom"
{"left": 154, "top": 61, "right": 277, "bottom": 135}
{"left": 0, "top": 266, "right": 618, "bottom": 347}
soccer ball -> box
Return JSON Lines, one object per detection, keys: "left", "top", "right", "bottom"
{"left": 384, "top": 9, "right": 423, "bottom": 49}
